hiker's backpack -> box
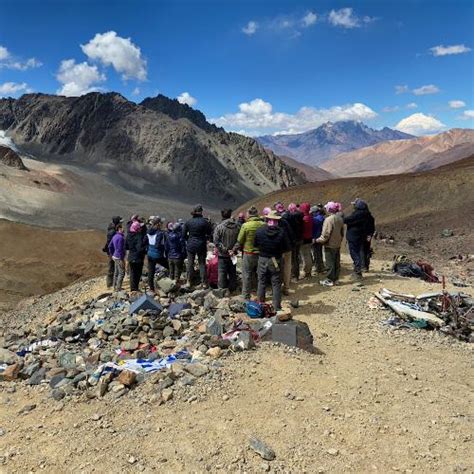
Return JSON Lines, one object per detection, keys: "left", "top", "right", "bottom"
{"left": 245, "top": 301, "right": 276, "bottom": 319}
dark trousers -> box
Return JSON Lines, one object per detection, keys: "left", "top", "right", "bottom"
{"left": 324, "top": 247, "right": 341, "bottom": 282}
{"left": 312, "top": 243, "right": 325, "bottom": 272}
{"left": 129, "top": 260, "right": 144, "bottom": 292}
{"left": 169, "top": 258, "right": 184, "bottom": 281}
{"left": 291, "top": 242, "right": 302, "bottom": 279}
{"left": 362, "top": 240, "right": 372, "bottom": 271}
{"left": 348, "top": 240, "right": 363, "bottom": 275}
{"left": 218, "top": 256, "right": 237, "bottom": 292}
{"left": 242, "top": 253, "right": 259, "bottom": 299}
{"left": 106, "top": 257, "right": 115, "bottom": 288}
{"left": 187, "top": 250, "right": 207, "bottom": 285}
{"left": 257, "top": 256, "right": 282, "bottom": 311}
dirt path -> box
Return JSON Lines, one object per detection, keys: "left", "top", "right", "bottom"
{"left": 0, "top": 257, "right": 472, "bottom": 473}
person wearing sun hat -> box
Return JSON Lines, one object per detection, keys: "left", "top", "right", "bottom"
{"left": 254, "top": 210, "right": 291, "bottom": 310}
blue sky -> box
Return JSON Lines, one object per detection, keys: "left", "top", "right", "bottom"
{"left": 0, "top": 0, "right": 473, "bottom": 136}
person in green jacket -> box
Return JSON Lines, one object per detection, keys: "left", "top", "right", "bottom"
{"left": 234, "top": 206, "right": 265, "bottom": 299}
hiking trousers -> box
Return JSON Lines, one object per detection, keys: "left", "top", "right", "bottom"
{"left": 168, "top": 258, "right": 184, "bottom": 281}
{"left": 147, "top": 257, "right": 165, "bottom": 291}
{"left": 187, "top": 250, "right": 207, "bottom": 286}
{"left": 112, "top": 258, "right": 125, "bottom": 291}
{"left": 312, "top": 242, "right": 325, "bottom": 273}
{"left": 348, "top": 240, "right": 363, "bottom": 275}
{"left": 257, "top": 256, "right": 282, "bottom": 311}
{"left": 129, "top": 260, "right": 144, "bottom": 292}
{"left": 300, "top": 243, "right": 313, "bottom": 277}
{"left": 106, "top": 257, "right": 115, "bottom": 288}
{"left": 242, "top": 253, "right": 259, "bottom": 299}
{"left": 218, "top": 256, "right": 237, "bottom": 292}
{"left": 281, "top": 251, "right": 292, "bottom": 291}
{"left": 324, "top": 247, "right": 341, "bottom": 282}
{"left": 291, "top": 242, "right": 301, "bottom": 279}
{"left": 361, "top": 240, "right": 372, "bottom": 271}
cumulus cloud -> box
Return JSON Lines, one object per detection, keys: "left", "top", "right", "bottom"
{"left": 0, "top": 81, "right": 31, "bottom": 97}
{"left": 242, "top": 21, "right": 258, "bottom": 35}
{"left": 0, "top": 45, "right": 42, "bottom": 70}
{"left": 302, "top": 12, "right": 317, "bottom": 27}
{"left": 211, "top": 99, "right": 377, "bottom": 135}
{"left": 395, "top": 85, "right": 409, "bottom": 94}
{"left": 430, "top": 44, "right": 471, "bottom": 56}
{"left": 177, "top": 92, "right": 197, "bottom": 106}
{"left": 406, "top": 102, "right": 418, "bottom": 109}
{"left": 382, "top": 106, "right": 400, "bottom": 113}
{"left": 81, "top": 31, "right": 147, "bottom": 81}
{"left": 56, "top": 59, "right": 106, "bottom": 97}
{"left": 459, "top": 110, "right": 474, "bottom": 120}
{"left": 412, "top": 84, "right": 440, "bottom": 95}
{"left": 328, "top": 8, "right": 375, "bottom": 28}
{"left": 449, "top": 100, "right": 466, "bottom": 109}
{"left": 395, "top": 113, "right": 445, "bottom": 135}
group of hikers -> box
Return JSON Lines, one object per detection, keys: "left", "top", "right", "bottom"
{"left": 104, "top": 199, "right": 375, "bottom": 312}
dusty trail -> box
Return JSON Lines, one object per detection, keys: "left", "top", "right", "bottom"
{"left": 0, "top": 256, "right": 472, "bottom": 473}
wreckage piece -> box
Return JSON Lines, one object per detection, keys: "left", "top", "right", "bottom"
{"left": 375, "top": 293, "right": 445, "bottom": 328}
{"left": 380, "top": 288, "right": 416, "bottom": 303}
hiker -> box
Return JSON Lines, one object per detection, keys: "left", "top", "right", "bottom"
{"left": 108, "top": 223, "right": 126, "bottom": 291}
{"left": 284, "top": 203, "right": 304, "bottom": 281}
{"left": 182, "top": 204, "right": 213, "bottom": 287}
{"left": 344, "top": 198, "right": 372, "bottom": 279}
{"left": 145, "top": 217, "right": 166, "bottom": 293}
{"left": 126, "top": 220, "right": 146, "bottom": 292}
{"left": 237, "top": 212, "right": 246, "bottom": 226}
{"left": 300, "top": 202, "right": 314, "bottom": 278}
{"left": 206, "top": 245, "right": 219, "bottom": 289}
{"left": 311, "top": 204, "right": 326, "bottom": 273}
{"left": 213, "top": 208, "right": 241, "bottom": 292}
{"left": 274, "top": 202, "right": 295, "bottom": 295}
{"left": 235, "top": 205, "right": 265, "bottom": 299}
{"left": 362, "top": 204, "right": 376, "bottom": 272}
{"left": 165, "top": 223, "right": 186, "bottom": 282}
{"left": 254, "top": 210, "right": 291, "bottom": 311}
{"left": 103, "top": 215, "right": 122, "bottom": 288}
{"left": 316, "top": 201, "right": 344, "bottom": 287}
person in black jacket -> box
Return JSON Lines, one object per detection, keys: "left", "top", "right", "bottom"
{"left": 254, "top": 211, "right": 291, "bottom": 310}
{"left": 275, "top": 203, "right": 295, "bottom": 295}
{"left": 126, "top": 220, "right": 146, "bottom": 292}
{"left": 283, "top": 203, "right": 304, "bottom": 280}
{"left": 362, "top": 206, "right": 376, "bottom": 271}
{"left": 344, "top": 199, "right": 372, "bottom": 279}
{"left": 103, "top": 215, "right": 122, "bottom": 288}
{"left": 182, "top": 204, "right": 213, "bottom": 287}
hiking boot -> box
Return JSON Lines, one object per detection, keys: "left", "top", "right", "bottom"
{"left": 319, "top": 279, "right": 334, "bottom": 287}
{"left": 282, "top": 288, "right": 290, "bottom": 296}
{"left": 350, "top": 272, "right": 363, "bottom": 280}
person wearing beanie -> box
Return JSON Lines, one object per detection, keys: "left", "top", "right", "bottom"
{"left": 311, "top": 204, "right": 326, "bottom": 274}
{"left": 254, "top": 211, "right": 291, "bottom": 310}
{"left": 316, "top": 201, "right": 344, "bottom": 287}
{"left": 283, "top": 203, "right": 304, "bottom": 281}
{"left": 145, "top": 217, "right": 166, "bottom": 293}
{"left": 299, "top": 202, "right": 314, "bottom": 279}
{"left": 235, "top": 205, "right": 265, "bottom": 299}
{"left": 126, "top": 220, "right": 146, "bottom": 292}
{"left": 165, "top": 222, "right": 187, "bottom": 282}
{"left": 183, "top": 204, "right": 213, "bottom": 287}
{"left": 103, "top": 215, "right": 123, "bottom": 288}
{"left": 107, "top": 223, "right": 126, "bottom": 291}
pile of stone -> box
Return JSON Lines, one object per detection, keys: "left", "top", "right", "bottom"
{"left": 0, "top": 279, "right": 314, "bottom": 402}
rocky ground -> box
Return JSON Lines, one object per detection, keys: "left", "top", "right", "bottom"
{"left": 0, "top": 254, "right": 472, "bottom": 473}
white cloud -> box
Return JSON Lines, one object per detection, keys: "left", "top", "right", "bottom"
{"left": 0, "top": 81, "right": 30, "bottom": 97}
{"left": 406, "top": 102, "right": 418, "bottom": 109}
{"left": 211, "top": 99, "right": 377, "bottom": 135}
{"left": 242, "top": 21, "right": 258, "bottom": 35}
{"left": 412, "top": 84, "right": 440, "bottom": 95}
{"left": 430, "top": 44, "right": 471, "bottom": 56}
{"left": 459, "top": 110, "right": 474, "bottom": 120}
{"left": 382, "top": 106, "right": 400, "bottom": 113}
{"left": 448, "top": 100, "right": 466, "bottom": 109}
{"left": 328, "top": 8, "right": 375, "bottom": 28}
{"left": 302, "top": 12, "right": 317, "bottom": 27}
{"left": 56, "top": 59, "right": 106, "bottom": 97}
{"left": 395, "top": 113, "right": 445, "bottom": 135}
{"left": 0, "top": 45, "right": 42, "bottom": 70}
{"left": 81, "top": 31, "right": 147, "bottom": 81}
{"left": 177, "top": 92, "right": 197, "bottom": 106}
{"left": 132, "top": 87, "right": 140, "bottom": 96}
{"left": 395, "top": 84, "right": 409, "bottom": 94}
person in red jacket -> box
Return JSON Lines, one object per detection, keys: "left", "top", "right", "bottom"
{"left": 299, "top": 202, "right": 314, "bottom": 278}
{"left": 206, "top": 246, "right": 219, "bottom": 289}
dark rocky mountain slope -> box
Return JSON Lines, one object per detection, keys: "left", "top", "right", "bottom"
{"left": 0, "top": 145, "right": 27, "bottom": 170}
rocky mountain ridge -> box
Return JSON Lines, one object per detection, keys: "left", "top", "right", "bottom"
{"left": 0, "top": 145, "right": 27, "bottom": 170}
{"left": 257, "top": 120, "right": 413, "bottom": 166}
{"left": 0, "top": 93, "right": 305, "bottom": 207}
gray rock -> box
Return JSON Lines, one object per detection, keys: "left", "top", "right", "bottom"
{"left": 27, "top": 368, "right": 47, "bottom": 386}
{"left": 157, "top": 278, "right": 177, "bottom": 294}
{"left": 49, "top": 373, "right": 66, "bottom": 388}
{"left": 0, "top": 348, "right": 17, "bottom": 365}
{"left": 249, "top": 436, "right": 276, "bottom": 461}
{"left": 184, "top": 363, "right": 209, "bottom": 378}
{"left": 51, "top": 389, "right": 66, "bottom": 401}
{"left": 59, "top": 352, "right": 78, "bottom": 370}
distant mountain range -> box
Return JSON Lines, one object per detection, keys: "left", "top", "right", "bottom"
{"left": 321, "top": 129, "right": 474, "bottom": 177}
{"left": 257, "top": 120, "right": 413, "bottom": 166}
{"left": 0, "top": 93, "right": 305, "bottom": 216}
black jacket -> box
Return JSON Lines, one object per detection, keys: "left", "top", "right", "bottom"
{"left": 103, "top": 223, "right": 116, "bottom": 254}
{"left": 183, "top": 216, "right": 213, "bottom": 253}
{"left": 366, "top": 212, "right": 375, "bottom": 237}
{"left": 278, "top": 215, "right": 295, "bottom": 247}
{"left": 126, "top": 232, "right": 146, "bottom": 263}
{"left": 283, "top": 210, "right": 304, "bottom": 242}
{"left": 344, "top": 209, "right": 372, "bottom": 242}
{"left": 254, "top": 225, "right": 291, "bottom": 259}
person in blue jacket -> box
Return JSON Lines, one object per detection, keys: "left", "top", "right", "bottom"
{"left": 311, "top": 204, "right": 326, "bottom": 274}
{"left": 165, "top": 223, "right": 187, "bottom": 282}
{"left": 145, "top": 217, "right": 166, "bottom": 292}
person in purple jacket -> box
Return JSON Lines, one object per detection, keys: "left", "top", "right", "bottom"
{"left": 108, "top": 223, "right": 126, "bottom": 291}
{"left": 311, "top": 204, "right": 326, "bottom": 274}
